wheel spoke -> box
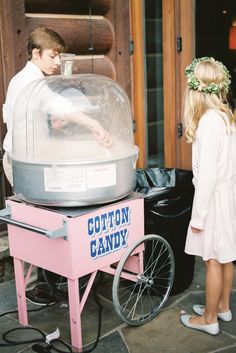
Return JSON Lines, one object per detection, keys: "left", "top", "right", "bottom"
{"left": 112, "top": 235, "right": 175, "bottom": 326}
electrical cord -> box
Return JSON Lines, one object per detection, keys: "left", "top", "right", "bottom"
{"left": 32, "top": 290, "right": 103, "bottom": 353}
{"left": 82, "top": 289, "right": 103, "bottom": 353}
{"left": 0, "top": 305, "right": 54, "bottom": 347}
{"left": 0, "top": 281, "right": 103, "bottom": 352}
{"left": 3, "top": 327, "right": 45, "bottom": 345}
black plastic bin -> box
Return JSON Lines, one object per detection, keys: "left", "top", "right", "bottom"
{"left": 136, "top": 168, "right": 195, "bottom": 295}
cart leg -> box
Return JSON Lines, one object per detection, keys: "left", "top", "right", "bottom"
{"left": 67, "top": 278, "right": 83, "bottom": 352}
{"left": 13, "top": 258, "right": 28, "bottom": 325}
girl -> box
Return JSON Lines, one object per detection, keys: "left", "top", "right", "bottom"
{"left": 180, "top": 57, "right": 236, "bottom": 335}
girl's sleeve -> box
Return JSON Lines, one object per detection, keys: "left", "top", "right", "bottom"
{"left": 190, "top": 113, "right": 223, "bottom": 230}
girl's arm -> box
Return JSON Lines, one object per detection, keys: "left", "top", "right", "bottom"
{"left": 190, "top": 112, "right": 223, "bottom": 230}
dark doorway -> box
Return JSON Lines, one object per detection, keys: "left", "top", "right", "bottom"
{"left": 196, "top": 0, "right": 236, "bottom": 99}
{"left": 144, "top": 0, "right": 164, "bottom": 168}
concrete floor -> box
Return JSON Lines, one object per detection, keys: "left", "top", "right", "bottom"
{"left": 0, "top": 257, "right": 236, "bottom": 353}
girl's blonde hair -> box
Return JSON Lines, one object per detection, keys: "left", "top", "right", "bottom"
{"left": 183, "top": 57, "right": 235, "bottom": 143}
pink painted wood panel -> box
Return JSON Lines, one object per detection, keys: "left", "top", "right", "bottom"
{"left": 7, "top": 196, "right": 144, "bottom": 279}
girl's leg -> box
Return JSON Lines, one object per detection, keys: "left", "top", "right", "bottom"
{"left": 204, "top": 259, "right": 222, "bottom": 323}
{"left": 189, "top": 260, "right": 233, "bottom": 326}
{"left": 189, "top": 258, "right": 221, "bottom": 325}
{"left": 218, "top": 262, "right": 233, "bottom": 312}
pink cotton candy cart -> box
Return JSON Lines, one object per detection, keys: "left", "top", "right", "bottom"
{"left": 0, "top": 193, "right": 175, "bottom": 352}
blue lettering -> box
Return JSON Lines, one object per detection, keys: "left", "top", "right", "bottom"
{"left": 115, "top": 209, "right": 121, "bottom": 226}
{"left": 105, "top": 234, "right": 113, "bottom": 252}
{"left": 88, "top": 205, "right": 131, "bottom": 260}
{"left": 88, "top": 218, "right": 94, "bottom": 236}
{"left": 120, "top": 229, "right": 128, "bottom": 246}
{"left": 89, "top": 228, "right": 129, "bottom": 259}
{"left": 90, "top": 240, "right": 97, "bottom": 258}
{"left": 87, "top": 206, "right": 130, "bottom": 237}
{"left": 100, "top": 214, "right": 108, "bottom": 232}
{"left": 108, "top": 211, "right": 115, "bottom": 229}
{"left": 94, "top": 216, "right": 101, "bottom": 235}
{"left": 113, "top": 231, "right": 121, "bottom": 250}
{"left": 122, "top": 207, "right": 130, "bottom": 224}
{"left": 97, "top": 237, "right": 105, "bottom": 256}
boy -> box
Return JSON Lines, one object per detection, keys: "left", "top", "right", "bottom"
{"left": 2, "top": 27, "right": 110, "bottom": 305}
{"left": 3, "top": 26, "right": 111, "bottom": 185}
{"left": 3, "top": 27, "right": 65, "bottom": 185}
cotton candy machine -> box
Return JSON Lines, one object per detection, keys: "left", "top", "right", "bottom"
{"left": 11, "top": 73, "right": 139, "bottom": 206}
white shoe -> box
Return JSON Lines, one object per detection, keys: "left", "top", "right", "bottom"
{"left": 193, "top": 305, "right": 232, "bottom": 322}
{"left": 181, "top": 314, "right": 219, "bottom": 335}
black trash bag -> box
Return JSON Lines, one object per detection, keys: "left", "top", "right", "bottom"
{"left": 136, "top": 168, "right": 195, "bottom": 295}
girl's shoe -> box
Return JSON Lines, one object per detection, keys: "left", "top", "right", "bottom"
{"left": 180, "top": 314, "right": 219, "bottom": 335}
{"left": 193, "top": 305, "right": 232, "bottom": 322}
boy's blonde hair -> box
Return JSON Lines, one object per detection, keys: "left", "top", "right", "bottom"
{"left": 183, "top": 57, "right": 235, "bottom": 143}
{"left": 27, "top": 27, "right": 66, "bottom": 60}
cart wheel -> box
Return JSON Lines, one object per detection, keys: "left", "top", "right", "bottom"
{"left": 42, "top": 270, "right": 90, "bottom": 294}
{"left": 112, "top": 234, "right": 175, "bottom": 326}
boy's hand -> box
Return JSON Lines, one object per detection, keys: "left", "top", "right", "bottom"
{"left": 50, "top": 115, "right": 68, "bottom": 130}
{"left": 89, "top": 121, "right": 112, "bottom": 148}
{"left": 52, "top": 112, "right": 112, "bottom": 148}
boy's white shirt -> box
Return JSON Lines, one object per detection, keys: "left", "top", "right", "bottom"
{"left": 3, "top": 61, "right": 44, "bottom": 153}
{"left": 3, "top": 61, "right": 91, "bottom": 155}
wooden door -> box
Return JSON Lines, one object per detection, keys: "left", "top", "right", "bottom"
{"left": 178, "top": 0, "right": 194, "bottom": 170}
{"left": 163, "top": 0, "right": 194, "bottom": 170}
{"left": 136, "top": 0, "right": 194, "bottom": 170}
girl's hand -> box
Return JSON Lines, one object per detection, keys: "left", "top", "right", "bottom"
{"left": 191, "top": 226, "right": 202, "bottom": 233}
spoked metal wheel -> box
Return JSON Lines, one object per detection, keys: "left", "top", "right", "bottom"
{"left": 42, "top": 270, "right": 91, "bottom": 295}
{"left": 112, "top": 234, "right": 175, "bottom": 326}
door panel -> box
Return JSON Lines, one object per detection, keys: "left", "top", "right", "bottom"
{"left": 146, "top": 0, "right": 193, "bottom": 169}
{"left": 130, "top": 0, "right": 146, "bottom": 167}
{"left": 162, "top": 0, "right": 178, "bottom": 168}
{"left": 179, "top": 0, "right": 194, "bottom": 170}
{"left": 145, "top": 0, "right": 164, "bottom": 167}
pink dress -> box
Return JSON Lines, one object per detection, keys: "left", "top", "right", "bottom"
{"left": 185, "top": 109, "right": 236, "bottom": 263}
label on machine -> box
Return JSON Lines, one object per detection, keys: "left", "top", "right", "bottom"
{"left": 44, "top": 164, "right": 116, "bottom": 192}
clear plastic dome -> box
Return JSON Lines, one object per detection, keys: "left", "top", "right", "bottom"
{"left": 12, "top": 74, "right": 139, "bottom": 206}
{"left": 13, "top": 74, "right": 136, "bottom": 162}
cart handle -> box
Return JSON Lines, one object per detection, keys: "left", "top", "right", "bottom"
{"left": 0, "top": 206, "right": 68, "bottom": 240}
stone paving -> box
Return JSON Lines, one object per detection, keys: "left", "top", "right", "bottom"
{"left": 0, "top": 257, "right": 236, "bottom": 353}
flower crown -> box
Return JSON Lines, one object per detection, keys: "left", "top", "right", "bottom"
{"left": 185, "top": 57, "right": 231, "bottom": 94}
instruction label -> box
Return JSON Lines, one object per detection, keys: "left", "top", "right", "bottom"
{"left": 44, "top": 164, "right": 116, "bottom": 192}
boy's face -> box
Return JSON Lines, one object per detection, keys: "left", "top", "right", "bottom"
{"left": 32, "top": 48, "right": 60, "bottom": 75}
